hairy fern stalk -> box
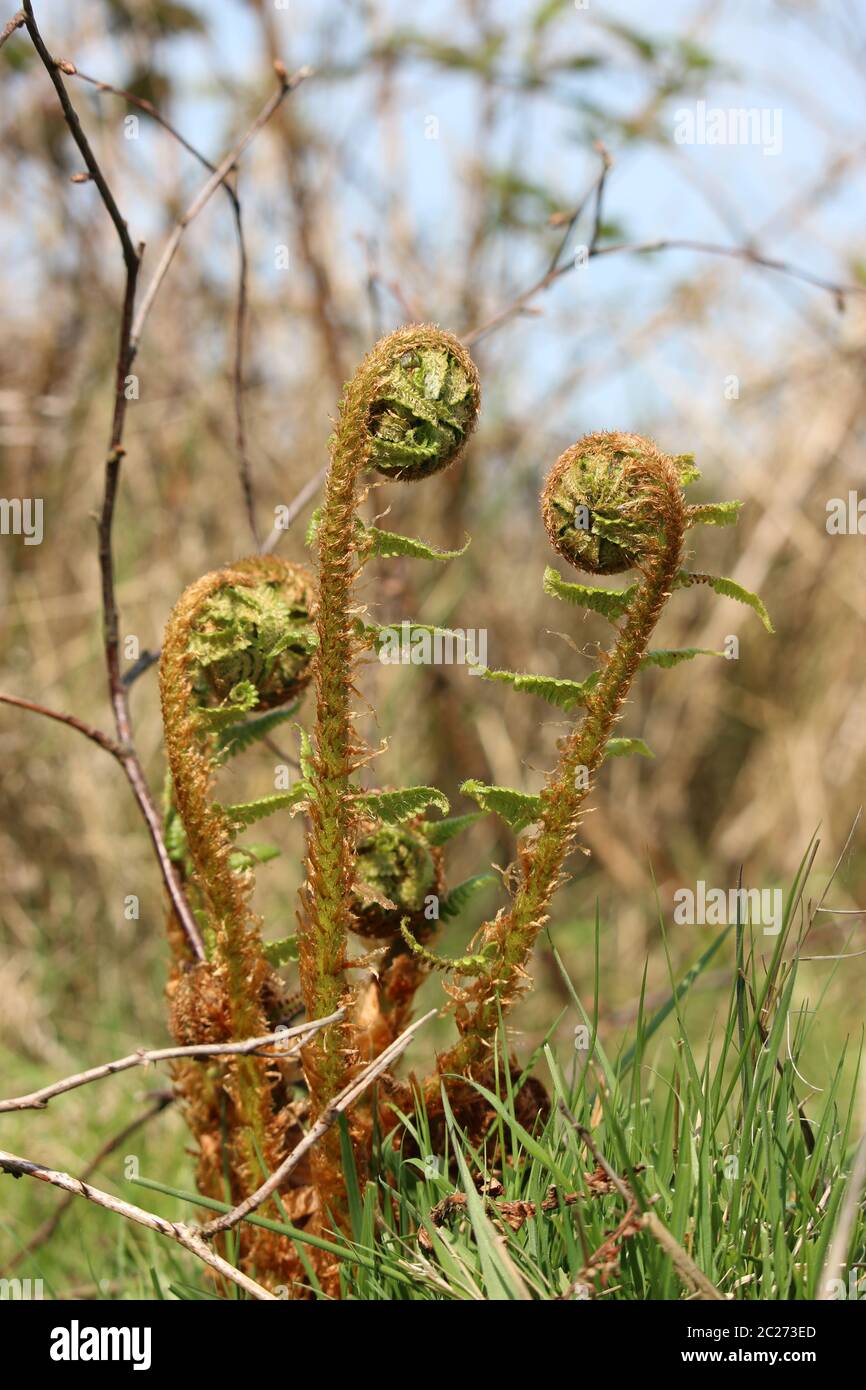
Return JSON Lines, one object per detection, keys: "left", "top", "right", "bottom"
{"left": 297, "top": 325, "right": 480, "bottom": 1229}
{"left": 159, "top": 554, "right": 318, "bottom": 1288}
{"left": 158, "top": 332, "right": 769, "bottom": 1293}
{"left": 423, "top": 433, "right": 770, "bottom": 1100}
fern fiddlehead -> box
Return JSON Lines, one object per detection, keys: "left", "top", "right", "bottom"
{"left": 298, "top": 325, "right": 479, "bottom": 1221}
{"left": 349, "top": 819, "right": 445, "bottom": 1059}
{"left": 159, "top": 554, "right": 316, "bottom": 1279}
{"left": 424, "top": 431, "right": 768, "bottom": 1093}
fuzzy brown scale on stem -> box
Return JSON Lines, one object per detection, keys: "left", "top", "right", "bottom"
{"left": 298, "top": 325, "right": 479, "bottom": 1227}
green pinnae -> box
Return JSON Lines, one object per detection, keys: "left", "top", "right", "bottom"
{"left": 542, "top": 433, "right": 665, "bottom": 576}
{"left": 189, "top": 570, "right": 316, "bottom": 711}
{"left": 350, "top": 824, "right": 437, "bottom": 938}
{"left": 367, "top": 346, "right": 476, "bottom": 480}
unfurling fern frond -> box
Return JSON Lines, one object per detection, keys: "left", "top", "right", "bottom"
{"left": 419, "top": 431, "right": 771, "bottom": 1097}
{"left": 158, "top": 554, "right": 316, "bottom": 1285}
{"left": 296, "top": 325, "right": 480, "bottom": 1226}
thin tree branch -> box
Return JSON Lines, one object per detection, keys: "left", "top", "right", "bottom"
{"left": 0, "top": 1148, "right": 276, "bottom": 1300}
{"left": 2, "top": 1091, "right": 173, "bottom": 1275}
{"left": 64, "top": 64, "right": 223, "bottom": 169}
{"left": 201, "top": 1009, "right": 436, "bottom": 1238}
{"left": 129, "top": 62, "right": 313, "bottom": 355}
{"left": 22, "top": 5, "right": 137, "bottom": 269}
{"left": 591, "top": 236, "right": 865, "bottom": 297}
{"left": 0, "top": 692, "right": 122, "bottom": 758}
{"left": 21, "top": 2, "right": 205, "bottom": 960}
{"left": 1, "top": 686, "right": 198, "bottom": 962}
{"left": 0, "top": 1011, "right": 344, "bottom": 1114}
{"left": 121, "top": 648, "right": 160, "bottom": 686}
{"left": 464, "top": 231, "right": 866, "bottom": 347}
{"left": 0, "top": 8, "right": 24, "bottom": 50}
{"left": 587, "top": 143, "right": 613, "bottom": 255}
{"left": 261, "top": 464, "right": 328, "bottom": 553}
{"left": 545, "top": 142, "right": 612, "bottom": 278}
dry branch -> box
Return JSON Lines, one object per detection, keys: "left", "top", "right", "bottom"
{"left": 1, "top": 1092, "right": 173, "bottom": 1275}
{"left": 0, "top": 692, "right": 122, "bottom": 759}
{"left": 21, "top": 0, "right": 205, "bottom": 961}
{"left": 129, "top": 62, "right": 313, "bottom": 354}
{"left": 0, "top": 1147, "right": 277, "bottom": 1300}
{"left": 0, "top": 1010, "right": 434, "bottom": 1299}
{"left": 0, "top": 8, "right": 24, "bottom": 50}
{"left": 464, "top": 232, "right": 866, "bottom": 346}
{"left": 0, "top": 1011, "right": 344, "bottom": 1113}
{"left": 200, "top": 1009, "right": 436, "bottom": 1237}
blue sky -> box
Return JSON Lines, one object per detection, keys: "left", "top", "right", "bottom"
{"left": 13, "top": 1, "right": 865, "bottom": 441}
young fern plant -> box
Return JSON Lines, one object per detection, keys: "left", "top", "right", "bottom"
{"left": 401, "top": 431, "right": 772, "bottom": 1106}
{"left": 297, "top": 324, "right": 480, "bottom": 1224}
{"left": 156, "top": 340, "right": 769, "bottom": 1293}
{"left": 159, "top": 554, "right": 317, "bottom": 1285}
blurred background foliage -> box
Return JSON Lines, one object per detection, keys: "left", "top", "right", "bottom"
{"left": 2, "top": 0, "right": 866, "bottom": 1291}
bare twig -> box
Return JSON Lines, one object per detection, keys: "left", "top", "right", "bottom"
{"left": 0, "top": 1012, "right": 434, "bottom": 1294}
{"left": 129, "top": 62, "right": 312, "bottom": 354}
{"left": 587, "top": 144, "right": 613, "bottom": 255}
{"left": 0, "top": 1011, "right": 344, "bottom": 1114}
{"left": 2, "top": 1092, "right": 173, "bottom": 1275}
{"left": 65, "top": 66, "right": 222, "bottom": 169}
{"left": 545, "top": 147, "right": 610, "bottom": 278}
{"left": 592, "top": 236, "right": 865, "bottom": 297}
{"left": 121, "top": 648, "right": 160, "bottom": 687}
{"left": 201, "top": 1009, "right": 436, "bottom": 1238}
{"left": 261, "top": 464, "right": 328, "bottom": 553}
{"left": 0, "top": 8, "right": 24, "bottom": 50}
{"left": 464, "top": 231, "right": 866, "bottom": 347}
{"left": 1, "top": 688, "right": 203, "bottom": 961}
{"left": 22, "top": 5, "right": 136, "bottom": 269}
{"left": 0, "top": 1148, "right": 277, "bottom": 1300}
{"left": 0, "top": 692, "right": 122, "bottom": 759}
{"left": 21, "top": 2, "right": 205, "bottom": 960}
